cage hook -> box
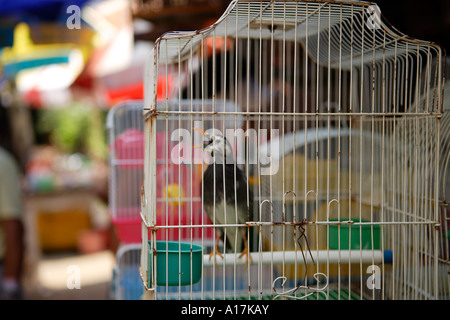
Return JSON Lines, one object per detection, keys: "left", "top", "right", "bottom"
{"left": 259, "top": 199, "right": 274, "bottom": 221}
{"left": 305, "top": 189, "right": 317, "bottom": 200}
{"left": 272, "top": 272, "right": 328, "bottom": 300}
{"left": 282, "top": 191, "right": 297, "bottom": 222}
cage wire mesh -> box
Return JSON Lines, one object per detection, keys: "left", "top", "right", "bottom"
{"left": 106, "top": 101, "right": 146, "bottom": 299}
{"left": 111, "top": 244, "right": 145, "bottom": 300}
{"left": 435, "top": 61, "right": 450, "bottom": 300}
{"left": 139, "top": 0, "right": 448, "bottom": 300}
{"left": 107, "top": 100, "right": 145, "bottom": 244}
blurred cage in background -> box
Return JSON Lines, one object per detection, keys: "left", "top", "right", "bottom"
{"left": 106, "top": 101, "right": 145, "bottom": 299}
{"left": 111, "top": 244, "right": 144, "bottom": 300}
{"left": 139, "top": 0, "right": 449, "bottom": 300}
{"left": 107, "top": 100, "right": 145, "bottom": 244}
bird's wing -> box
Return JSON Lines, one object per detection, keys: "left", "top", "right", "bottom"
{"left": 212, "top": 199, "right": 247, "bottom": 253}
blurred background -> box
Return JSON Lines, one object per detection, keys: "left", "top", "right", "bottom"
{"left": 0, "top": 0, "right": 448, "bottom": 300}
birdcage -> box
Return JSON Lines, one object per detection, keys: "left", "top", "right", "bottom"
{"left": 139, "top": 0, "right": 447, "bottom": 300}
{"left": 111, "top": 243, "right": 145, "bottom": 300}
{"left": 107, "top": 101, "right": 146, "bottom": 243}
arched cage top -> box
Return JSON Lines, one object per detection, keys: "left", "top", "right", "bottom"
{"left": 145, "top": 0, "right": 445, "bottom": 116}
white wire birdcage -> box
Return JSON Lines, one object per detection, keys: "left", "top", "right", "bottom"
{"left": 106, "top": 101, "right": 145, "bottom": 300}
{"left": 107, "top": 101, "right": 145, "bottom": 244}
{"left": 111, "top": 243, "right": 144, "bottom": 300}
{"left": 139, "top": 0, "right": 447, "bottom": 300}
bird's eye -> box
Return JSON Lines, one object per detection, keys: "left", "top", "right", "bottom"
{"left": 204, "top": 137, "right": 213, "bottom": 148}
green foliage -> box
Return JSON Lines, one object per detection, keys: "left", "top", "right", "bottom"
{"left": 37, "top": 101, "right": 107, "bottom": 160}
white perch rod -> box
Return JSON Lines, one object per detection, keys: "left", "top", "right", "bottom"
{"left": 202, "top": 250, "right": 392, "bottom": 267}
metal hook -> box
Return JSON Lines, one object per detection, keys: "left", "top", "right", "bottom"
{"left": 327, "top": 199, "right": 339, "bottom": 220}
{"left": 259, "top": 199, "right": 274, "bottom": 221}
{"left": 272, "top": 272, "right": 328, "bottom": 300}
{"left": 282, "top": 191, "right": 297, "bottom": 222}
{"left": 305, "top": 189, "right": 317, "bottom": 199}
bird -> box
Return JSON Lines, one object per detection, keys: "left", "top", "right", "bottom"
{"left": 194, "top": 128, "right": 253, "bottom": 267}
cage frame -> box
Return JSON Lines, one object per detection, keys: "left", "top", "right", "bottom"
{"left": 139, "top": 0, "right": 447, "bottom": 300}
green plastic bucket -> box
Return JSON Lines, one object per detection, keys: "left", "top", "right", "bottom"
{"left": 148, "top": 241, "right": 203, "bottom": 286}
{"left": 328, "top": 218, "right": 380, "bottom": 250}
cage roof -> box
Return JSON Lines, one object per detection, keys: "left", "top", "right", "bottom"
{"left": 154, "top": 0, "right": 443, "bottom": 70}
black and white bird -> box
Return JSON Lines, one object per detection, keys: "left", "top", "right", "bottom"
{"left": 195, "top": 128, "right": 253, "bottom": 266}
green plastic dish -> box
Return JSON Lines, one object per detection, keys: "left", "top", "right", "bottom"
{"left": 328, "top": 218, "right": 380, "bottom": 250}
{"left": 148, "top": 241, "right": 203, "bottom": 286}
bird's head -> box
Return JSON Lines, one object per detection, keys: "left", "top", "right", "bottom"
{"left": 194, "top": 128, "right": 234, "bottom": 164}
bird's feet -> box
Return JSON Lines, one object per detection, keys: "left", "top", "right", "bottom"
{"left": 238, "top": 245, "right": 253, "bottom": 269}
{"left": 209, "top": 247, "right": 223, "bottom": 265}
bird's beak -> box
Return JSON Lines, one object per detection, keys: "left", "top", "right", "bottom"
{"left": 193, "top": 127, "right": 208, "bottom": 149}
{"left": 194, "top": 127, "right": 208, "bottom": 136}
